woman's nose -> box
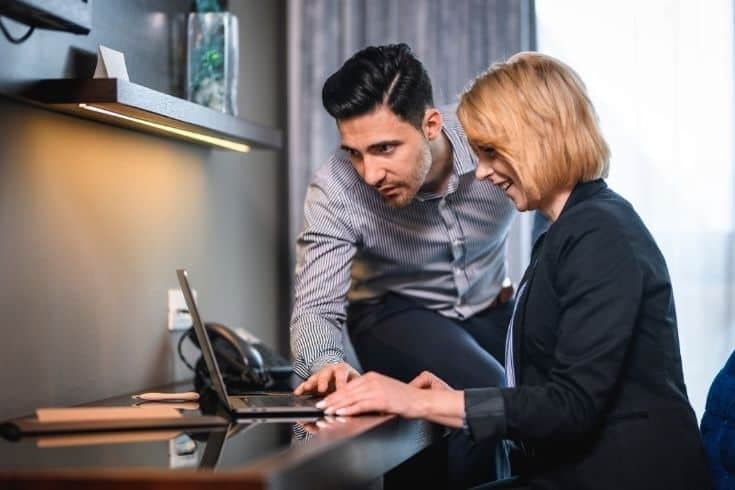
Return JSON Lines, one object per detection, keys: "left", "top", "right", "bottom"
{"left": 475, "top": 164, "right": 494, "bottom": 181}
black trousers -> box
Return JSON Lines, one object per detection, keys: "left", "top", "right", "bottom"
{"left": 347, "top": 293, "right": 513, "bottom": 489}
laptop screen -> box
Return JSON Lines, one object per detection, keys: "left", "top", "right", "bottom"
{"left": 176, "top": 269, "right": 232, "bottom": 410}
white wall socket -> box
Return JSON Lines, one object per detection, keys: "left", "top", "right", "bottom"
{"left": 168, "top": 433, "right": 199, "bottom": 468}
{"left": 168, "top": 288, "right": 196, "bottom": 331}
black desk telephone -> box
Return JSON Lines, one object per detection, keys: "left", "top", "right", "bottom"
{"left": 178, "top": 323, "right": 293, "bottom": 393}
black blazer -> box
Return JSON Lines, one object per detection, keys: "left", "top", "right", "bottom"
{"left": 465, "top": 180, "right": 711, "bottom": 489}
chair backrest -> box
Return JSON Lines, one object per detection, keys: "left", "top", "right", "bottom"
{"left": 700, "top": 350, "right": 735, "bottom": 489}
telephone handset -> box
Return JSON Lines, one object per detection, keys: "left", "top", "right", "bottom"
{"left": 178, "top": 323, "right": 291, "bottom": 393}
{"left": 190, "top": 323, "right": 265, "bottom": 371}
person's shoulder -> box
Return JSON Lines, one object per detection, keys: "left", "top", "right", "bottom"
{"left": 548, "top": 186, "right": 640, "bottom": 256}
{"left": 437, "top": 103, "right": 479, "bottom": 171}
{"left": 438, "top": 103, "right": 462, "bottom": 133}
{"left": 558, "top": 186, "right": 636, "bottom": 231}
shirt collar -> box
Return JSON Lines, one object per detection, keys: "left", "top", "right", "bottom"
{"left": 443, "top": 120, "right": 478, "bottom": 177}
{"left": 414, "top": 108, "right": 477, "bottom": 201}
{"left": 559, "top": 179, "right": 608, "bottom": 217}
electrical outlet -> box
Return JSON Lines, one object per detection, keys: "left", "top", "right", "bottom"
{"left": 168, "top": 433, "right": 199, "bottom": 468}
{"left": 168, "top": 288, "right": 195, "bottom": 331}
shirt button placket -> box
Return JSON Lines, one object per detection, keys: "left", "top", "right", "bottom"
{"left": 440, "top": 197, "right": 468, "bottom": 305}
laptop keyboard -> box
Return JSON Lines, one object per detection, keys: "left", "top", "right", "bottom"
{"left": 240, "top": 394, "right": 320, "bottom": 408}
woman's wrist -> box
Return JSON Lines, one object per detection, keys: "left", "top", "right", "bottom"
{"left": 412, "top": 387, "right": 434, "bottom": 418}
{"left": 417, "top": 388, "right": 465, "bottom": 426}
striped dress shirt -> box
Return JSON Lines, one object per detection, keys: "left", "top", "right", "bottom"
{"left": 290, "top": 106, "right": 517, "bottom": 379}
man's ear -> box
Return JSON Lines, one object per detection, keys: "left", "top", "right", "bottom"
{"left": 422, "top": 108, "right": 443, "bottom": 140}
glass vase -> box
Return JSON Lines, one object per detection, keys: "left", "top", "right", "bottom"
{"left": 186, "top": 12, "right": 239, "bottom": 116}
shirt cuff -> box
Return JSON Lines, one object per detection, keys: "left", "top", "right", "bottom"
{"left": 464, "top": 387, "right": 507, "bottom": 441}
{"left": 308, "top": 354, "right": 345, "bottom": 375}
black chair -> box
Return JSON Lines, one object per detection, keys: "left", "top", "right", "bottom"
{"left": 701, "top": 350, "right": 735, "bottom": 489}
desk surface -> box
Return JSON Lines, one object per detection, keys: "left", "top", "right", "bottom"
{"left": 0, "top": 384, "right": 447, "bottom": 490}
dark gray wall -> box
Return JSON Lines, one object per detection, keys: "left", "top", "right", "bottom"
{"left": 0, "top": 0, "right": 287, "bottom": 419}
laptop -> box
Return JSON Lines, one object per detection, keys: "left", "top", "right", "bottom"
{"left": 176, "top": 269, "right": 323, "bottom": 417}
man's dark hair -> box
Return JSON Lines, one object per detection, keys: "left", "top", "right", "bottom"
{"left": 322, "top": 43, "right": 434, "bottom": 129}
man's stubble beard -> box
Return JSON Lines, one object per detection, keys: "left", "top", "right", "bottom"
{"left": 385, "top": 141, "right": 433, "bottom": 209}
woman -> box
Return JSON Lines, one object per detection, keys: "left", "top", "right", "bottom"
{"left": 316, "top": 52, "right": 712, "bottom": 489}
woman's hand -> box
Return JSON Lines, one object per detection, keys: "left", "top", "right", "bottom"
{"left": 317, "top": 371, "right": 431, "bottom": 417}
{"left": 316, "top": 371, "right": 466, "bottom": 428}
{"left": 298, "top": 415, "right": 347, "bottom": 435}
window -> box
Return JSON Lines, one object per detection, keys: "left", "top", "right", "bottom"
{"left": 536, "top": 0, "right": 735, "bottom": 417}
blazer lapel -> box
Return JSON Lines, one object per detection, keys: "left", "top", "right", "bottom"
{"left": 511, "top": 232, "right": 546, "bottom": 385}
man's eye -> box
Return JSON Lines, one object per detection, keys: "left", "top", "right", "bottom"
{"left": 376, "top": 144, "right": 395, "bottom": 154}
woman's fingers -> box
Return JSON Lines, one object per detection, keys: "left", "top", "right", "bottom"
{"left": 320, "top": 372, "right": 414, "bottom": 416}
{"left": 321, "top": 388, "right": 375, "bottom": 415}
{"left": 332, "top": 399, "right": 382, "bottom": 417}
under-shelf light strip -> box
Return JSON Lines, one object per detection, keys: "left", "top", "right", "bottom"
{"left": 78, "top": 103, "right": 251, "bottom": 153}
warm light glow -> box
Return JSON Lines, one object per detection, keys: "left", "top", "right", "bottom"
{"left": 78, "top": 103, "right": 251, "bottom": 152}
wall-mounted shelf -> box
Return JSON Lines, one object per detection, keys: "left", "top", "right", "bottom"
{"left": 13, "top": 78, "right": 282, "bottom": 152}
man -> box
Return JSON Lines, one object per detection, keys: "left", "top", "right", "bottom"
{"left": 290, "top": 43, "right": 516, "bottom": 487}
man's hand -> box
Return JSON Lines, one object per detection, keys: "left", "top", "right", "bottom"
{"left": 294, "top": 362, "right": 360, "bottom": 395}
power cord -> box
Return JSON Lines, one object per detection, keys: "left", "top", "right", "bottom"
{"left": 0, "top": 17, "right": 35, "bottom": 44}
{"left": 177, "top": 329, "right": 197, "bottom": 372}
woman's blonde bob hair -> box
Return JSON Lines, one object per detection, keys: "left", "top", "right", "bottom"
{"left": 457, "top": 52, "right": 610, "bottom": 202}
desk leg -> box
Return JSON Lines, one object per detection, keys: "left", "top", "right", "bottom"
{"left": 384, "top": 435, "right": 448, "bottom": 489}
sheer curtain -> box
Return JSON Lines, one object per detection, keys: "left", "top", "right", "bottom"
{"left": 287, "top": 0, "right": 536, "bottom": 282}
{"left": 536, "top": 0, "right": 735, "bottom": 417}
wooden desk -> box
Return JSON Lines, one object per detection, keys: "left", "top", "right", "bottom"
{"left": 0, "top": 388, "right": 447, "bottom": 490}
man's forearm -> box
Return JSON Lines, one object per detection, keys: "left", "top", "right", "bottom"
{"left": 290, "top": 313, "right": 347, "bottom": 378}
